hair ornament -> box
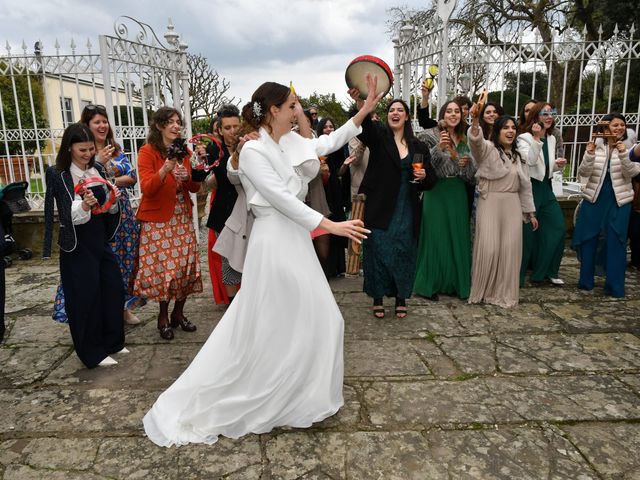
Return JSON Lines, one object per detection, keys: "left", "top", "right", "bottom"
{"left": 252, "top": 101, "right": 263, "bottom": 120}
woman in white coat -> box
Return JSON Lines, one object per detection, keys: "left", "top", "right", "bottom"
{"left": 517, "top": 102, "right": 567, "bottom": 286}
{"left": 143, "top": 76, "right": 381, "bottom": 447}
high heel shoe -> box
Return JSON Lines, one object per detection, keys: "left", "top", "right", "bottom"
{"left": 157, "top": 316, "right": 174, "bottom": 340}
{"left": 170, "top": 313, "right": 197, "bottom": 332}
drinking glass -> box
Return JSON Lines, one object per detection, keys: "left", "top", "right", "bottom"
{"left": 411, "top": 153, "right": 424, "bottom": 184}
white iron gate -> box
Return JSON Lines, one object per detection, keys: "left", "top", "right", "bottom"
{"left": 0, "top": 16, "right": 192, "bottom": 208}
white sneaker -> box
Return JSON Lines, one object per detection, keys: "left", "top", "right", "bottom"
{"left": 115, "top": 347, "right": 129, "bottom": 354}
{"left": 549, "top": 277, "right": 565, "bottom": 285}
{"left": 98, "top": 356, "right": 118, "bottom": 366}
{"left": 123, "top": 310, "right": 141, "bottom": 325}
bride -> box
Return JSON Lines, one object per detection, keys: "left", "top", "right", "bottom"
{"left": 144, "top": 75, "right": 382, "bottom": 447}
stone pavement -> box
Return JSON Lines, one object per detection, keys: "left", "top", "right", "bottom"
{"left": 1, "top": 248, "right": 640, "bottom": 479}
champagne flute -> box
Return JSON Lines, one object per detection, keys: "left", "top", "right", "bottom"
{"left": 410, "top": 153, "right": 424, "bottom": 184}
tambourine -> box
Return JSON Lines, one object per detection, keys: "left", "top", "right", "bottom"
{"left": 345, "top": 55, "right": 393, "bottom": 100}
{"left": 73, "top": 176, "right": 117, "bottom": 215}
{"left": 188, "top": 133, "right": 224, "bottom": 171}
{"left": 475, "top": 89, "right": 489, "bottom": 117}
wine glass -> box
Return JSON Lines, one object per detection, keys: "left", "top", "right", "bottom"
{"left": 456, "top": 142, "right": 471, "bottom": 169}
{"left": 410, "top": 153, "right": 424, "bottom": 184}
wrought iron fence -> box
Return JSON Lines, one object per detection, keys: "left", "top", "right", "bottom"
{"left": 394, "top": 18, "right": 640, "bottom": 185}
{"left": 0, "top": 16, "right": 192, "bottom": 209}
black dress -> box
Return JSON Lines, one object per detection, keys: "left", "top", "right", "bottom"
{"left": 45, "top": 167, "right": 124, "bottom": 368}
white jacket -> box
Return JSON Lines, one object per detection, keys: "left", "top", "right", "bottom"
{"left": 239, "top": 119, "right": 361, "bottom": 231}
{"left": 517, "top": 132, "right": 562, "bottom": 181}
{"left": 578, "top": 138, "right": 640, "bottom": 206}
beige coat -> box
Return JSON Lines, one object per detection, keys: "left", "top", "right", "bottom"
{"left": 212, "top": 163, "right": 254, "bottom": 273}
{"left": 468, "top": 126, "right": 535, "bottom": 218}
{"left": 578, "top": 139, "right": 639, "bottom": 207}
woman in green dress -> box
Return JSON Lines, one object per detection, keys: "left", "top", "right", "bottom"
{"left": 414, "top": 100, "right": 476, "bottom": 300}
{"left": 517, "top": 102, "right": 567, "bottom": 286}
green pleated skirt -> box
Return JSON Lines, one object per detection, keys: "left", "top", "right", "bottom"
{"left": 414, "top": 177, "right": 472, "bottom": 299}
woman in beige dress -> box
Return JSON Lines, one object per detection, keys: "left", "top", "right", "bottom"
{"left": 467, "top": 104, "right": 538, "bottom": 308}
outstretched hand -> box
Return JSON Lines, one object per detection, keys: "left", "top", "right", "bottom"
{"left": 321, "top": 218, "right": 370, "bottom": 244}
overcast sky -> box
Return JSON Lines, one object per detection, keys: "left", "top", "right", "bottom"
{"left": 1, "top": 0, "right": 432, "bottom": 107}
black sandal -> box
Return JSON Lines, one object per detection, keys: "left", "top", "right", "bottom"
{"left": 372, "top": 298, "right": 385, "bottom": 318}
{"left": 395, "top": 298, "right": 408, "bottom": 319}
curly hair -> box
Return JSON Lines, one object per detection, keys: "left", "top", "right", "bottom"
{"left": 146, "top": 106, "right": 183, "bottom": 157}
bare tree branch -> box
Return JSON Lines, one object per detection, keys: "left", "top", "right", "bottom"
{"left": 187, "top": 53, "right": 238, "bottom": 120}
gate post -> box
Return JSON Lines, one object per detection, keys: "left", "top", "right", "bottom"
{"left": 436, "top": 0, "right": 457, "bottom": 108}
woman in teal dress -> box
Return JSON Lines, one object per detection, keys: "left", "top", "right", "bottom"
{"left": 414, "top": 100, "right": 476, "bottom": 300}
{"left": 347, "top": 93, "right": 436, "bottom": 318}
{"left": 517, "top": 102, "right": 567, "bottom": 286}
{"left": 573, "top": 113, "right": 640, "bottom": 297}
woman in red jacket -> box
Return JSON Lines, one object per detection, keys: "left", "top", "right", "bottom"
{"left": 132, "top": 107, "right": 203, "bottom": 340}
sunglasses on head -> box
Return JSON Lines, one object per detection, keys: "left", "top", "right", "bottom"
{"left": 84, "top": 104, "right": 107, "bottom": 114}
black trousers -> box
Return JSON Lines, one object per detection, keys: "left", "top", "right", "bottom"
{"left": 60, "top": 215, "right": 124, "bottom": 368}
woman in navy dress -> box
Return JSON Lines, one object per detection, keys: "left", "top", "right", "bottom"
{"left": 43, "top": 123, "right": 125, "bottom": 367}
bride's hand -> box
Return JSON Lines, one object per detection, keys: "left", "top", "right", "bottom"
{"left": 320, "top": 218, "right": 370, "bottom": 244}
{"left": 361, "top": 73, "right": 384, "bottom": 114}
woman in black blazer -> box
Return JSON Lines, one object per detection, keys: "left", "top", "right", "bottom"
{"left": 349, "top": 93, "right": 436, "bottom": 318}
{"left": 43, "top": 123, "right": 125, "bottom": 368}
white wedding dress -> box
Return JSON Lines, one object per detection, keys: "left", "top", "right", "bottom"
{"left": 143, "top": 120, "right": 362, "bottom": 447}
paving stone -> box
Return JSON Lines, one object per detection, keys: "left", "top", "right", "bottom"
{"left": 0, "top": 388, "right": 157, "bottom": 434}
{"left": 547, "top": 300, "right": 640, "bottom": 334}
{"left": 5, "top": 282, "right": 59, "bottom": 314}
{"left": 44, "top": 344, "right": 197, "bottom": 389}
{"left": 427, "top": 426, "right": 599, "bottom": 479}
{"left": 617, "top": 374, "right": 640, "bottom": 394}
{"left": 486, "top": 303, "right": 565, "bottom": 334}
{"left": 92, "top": 437, "right": 181, "bottom": 479}
{"left": 3, "top": 465, "right": 107, "bottom": 480}
{"left": 410, "top": 339, "right": 461, "bottom": 378}
{"left": 342, "top": 305, "right": 445, "bottom": 340}
{"left": 497, "top": 333, "right": 640, "bottom": 374}
{"left": 364, "top": 375, "right": 640, "bottom": 428}
{"left": 344, "top": 340, "right": 431, "bottom": 377}
{"left": 22, "top": 437, "right": 100, "bottom": 470}
{"left": 0, "top": 345, "right": 71, "bottom": 387}
{"left": 265, "top": 432, "right": 347, "bottom": 479}
{"left": 345, "top": 431, "right": 449, "bottom": 479}
{"left": 435, "top": 336, "right": 496, "bottom": 374}
{"left": 3, "top": 315, "right": 71, "bottom": 346}
{"left": 563, "top": 422, "right": 640, "bottom": 479}
{"left": 176, "top": 436, "right": 263, "bottom": 479}
{"left": 0, "top": 440, "right": 28, "bottom": 467}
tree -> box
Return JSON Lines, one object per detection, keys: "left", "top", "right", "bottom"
{"left": 187, "top": 53, "right": 237, "bottom": 120}
{"left": 299, "top": 92, "right": 349, "bottom": 127}
{"left": 0, "top": 63, "right": 48, "bottom": 156}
